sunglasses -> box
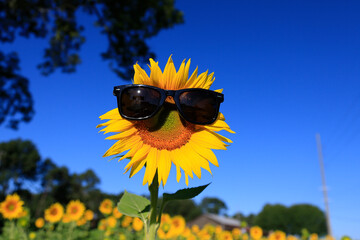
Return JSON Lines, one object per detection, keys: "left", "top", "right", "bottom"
{"left": 113, "top": 84, "right": 224, "bottom": 125}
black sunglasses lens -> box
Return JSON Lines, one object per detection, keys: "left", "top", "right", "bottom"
{"left": 179, "top": 91, "right": 218, "bottom": 124}
{"left": 121, "top": 87, "right": 161, "bottom": 118}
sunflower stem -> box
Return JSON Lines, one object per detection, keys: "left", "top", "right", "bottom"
{"left": 146, "top": 172, "right": 159, "bottom": 240}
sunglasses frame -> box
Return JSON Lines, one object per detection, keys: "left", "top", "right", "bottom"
{"left": 113, "top": 84, "right": 224, "bottom": 125}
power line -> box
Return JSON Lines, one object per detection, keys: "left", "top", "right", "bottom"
{"left": 316, "top": 133, "right": 332, "bottom": 236}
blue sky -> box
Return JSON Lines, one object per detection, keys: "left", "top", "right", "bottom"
{"left": 1, "top": 0, "right": 360, "bottom": 238}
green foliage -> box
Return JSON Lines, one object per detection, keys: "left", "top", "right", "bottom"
{"left": 200, "top": 197, "right": 228, "bottom": 215}
{"left": 162, "top": 199, "right": 202, "bottom": 221}
{"left": 254, "top": 203, "right": 327, "bottom": 235}
{"left": 287, "top": 204, "right": 327, "bottom": 235}
{"left": 0, "top": 139, "right": 41, "bottom": 197}
{"left": 0, "top": 0, "right": 184, "bottom": 129}
{"left": 117, "top": 191, "right": 150, "bottom": 222}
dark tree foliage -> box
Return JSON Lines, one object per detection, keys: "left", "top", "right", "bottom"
{"left": 0, "top": 139, "right": 41, "bottom": 197}
{"left": 254, "top": 204, "right": 289, "bottom": 232}
{"left": 254, "top": 203, "right": 327, "bottom": 235}
{"left": 0, "top": 0, "right": 184, "bottom": 129}
{"left": 200, "top": 197, "right": 228, "bottom": 215}
{"left": 287, "top": 204, "right": 327, "bottom": 235}
{"left": 0, "top": 52, "right": 34, "bottom": 129}
{"left": 163, "top": 199, "right": 202, "bottom": 221}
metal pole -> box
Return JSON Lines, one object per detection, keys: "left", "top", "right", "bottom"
{"left": 315, "top": 133, "right": 332, "bottom": 236}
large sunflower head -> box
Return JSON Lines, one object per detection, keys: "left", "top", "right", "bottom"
{"left": 44, "top": 203, "right": 64, "bottom": 223}
{"left": 0, "top": 193, "right": 24, "bottom": 219}
{"left": 98, "top": 56, "right": 234, "bottom": 186}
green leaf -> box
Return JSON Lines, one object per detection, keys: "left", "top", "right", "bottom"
{"left": 163, "top": 183, "right": 210, "bottom": 201}
{"left": 117, "top": 191, "right": 150, "bottom": 221}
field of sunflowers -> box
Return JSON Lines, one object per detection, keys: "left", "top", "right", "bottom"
{"left": 0, "top": 193, "right": 351, "bottom": 240}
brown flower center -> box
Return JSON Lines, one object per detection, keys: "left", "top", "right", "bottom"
{"left": 134, "top": 102, "right": 195, "bottom": 151}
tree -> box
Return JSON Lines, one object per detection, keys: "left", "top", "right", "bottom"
{"left": 254, "top": 204, "right": 289, "bottom": 232}
{"left": 0, "top": 0, "right": 184, "bottom": 129}
{"left": 287, "top": 204, "right": 327, "bottom": 235}
{"left": 163, "top": 199, "right": 202, "bottom": 221}
{"left": 0, "top": 139, "right": 41, "bottom": 197}
{"left": 200, "top": 197, "right": 228, "bottom": 215}
{"left": 254, "top": 203, "right": 327, "bottom": 235}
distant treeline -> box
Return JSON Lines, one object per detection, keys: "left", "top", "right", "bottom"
{"left": 0, "top": 139, "right": 326, "bottom": 235}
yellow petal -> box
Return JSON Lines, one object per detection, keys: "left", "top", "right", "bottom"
{"left": 105, "top": 127, "right": 138, "bottom": 140}
{"left": 99, "top": 108, "right": 122, "bottom": 120}
{"left": 149, "top": 58, "right": 163, "bottom": 87}
{"left": 174, "top": 59, "right": 186, "bottom": 89}
{"left": 188, "top": 140, "right": 219, "bottom": 167}
{"left": 191, "top": 130, "right": 228, "bottom": 150}
{"left": 171, "top": 148, "right": 193, "bottom": 178}
{"left": 163, "top": 56, "right": 176, "bottom": 89}
{"left": 134, "top": 63, "right": 150, "bottom": 84}
{"left": 99, "top": 120, "right": 134, "bottom": 134}
{"left": 143, "top": 148, "right": 158, "bottom": 185}
{"left": 103, "top": 135, "right": 141, "bottom": 157}
{"left": 128, "top": 159, "right": 147, "bottom": 177}
{"left": 215, "top": 89, "right": 223, "bottom": 93}
{"left": 119, "top": 141, "right": 143, "bottom": 161}
{"left": 157, "top": 150, "right": 172, "bottom": 187}
{"left": 181, "top": 144, "right": 202, "bottom": 179}
{"left": 124, "top": 144, "right": 152, "bottom": 170}
{"left": 204, "top": 120, "right": 235, "bottom": 134}
{"left": 184, "top": 66, "right": 198, "bottom": 88}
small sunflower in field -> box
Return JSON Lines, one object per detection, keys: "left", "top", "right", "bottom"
{"left": 66, "top": 200, "right": 85, "bottom": 221}
{"left": 77, "top": 217, "right": 87, "bottom": 226}
{"left": 98, "top": 56, "right": 234, "bottom": 186}
{"left": 107, "top": 216, "right": 117, "bottom": 228}
{"left": 219, "top": 231, "right": 233, "bottom": 240}
{"left": 35, "top": 217, "right": 45, "bottom": 228}
{"left": 132, "top": 217, "right": 144, "bottom": 231}
{"left": 45, "top": 203, "right": 64, "bottom": 223}
{"left": 62, "top": 214, "right": 71, "bottom": 223}
{"left": 157, "top": 214, "right": 173, "bottom": 239}
{"left": 269, "top": 231, "right": 286, "bottom": 240}
{"left": 112, "top": 207, "right": 122, "bottom": 218}
{"left": 99, "top": 199, "right": 113, "bottom": 215}
{"left": 287, "top": 235, "right": 298, "bottom": 240}
{"left": 84, "top": 209, "right": 94, "bottom": 221}
{"left": 250, "top": 226, "right": 263, "bottom": 240}
{"left": 171, "top": 215, "right": 186, "bottom": 237}
{"left": 121, "top": 215, "right": 133, "bottom": 228}
{"left": 0, "top": 193, "right": 24, "bottom": 219}
{"left": 232, "top": 228, "right": 242, "bottom": 239}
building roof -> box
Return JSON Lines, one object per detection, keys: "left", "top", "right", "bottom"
{"left": 204, "top": 213, "right": 240, "bottom": 227}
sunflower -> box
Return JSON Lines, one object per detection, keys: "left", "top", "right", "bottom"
{"left": 250, "top": 226, "right": 263, "bottom": 240}
{"left": 171, "top": 215, "right": 186, "bottom": 237}
{"left": 219, "top": 231, "right": 233, "bottom": 240}
{"left": 132, "top": 217, "right": 144, "bottom": 232}
{"left": 98, "top": 56, "right": 234, "bottom": 186}
{"left": 157, "top": 214, "right": 173, "bottom": 239}
{"left": 269, "top": 231, "right": 286, "bottom": 240}
{"left": 76, "top": 217, "right": 87, "bottom": 226}
{"left": 44, "top": 203, "right": 64, "bottom": 223}
{"left": 309, "top": 234, "right": 318, "bottom": 240}
{"left": 0, "top": 193, "right": 24, "bottom": 219}
{"left": 35, "top": 218, "right": 45, "bottom": 228}
{"left": 121, "top": 215, "right": 133, "bottom": 228}
{"left": 232, "top": 228, "right": 242, "bottom": 239}
{"left": 84, "top": 209, "right": 94, "bottom": 221}
{"left": 99, "top": 199, "right": 113, "bottom": 215}
{"left": 112, "top": 207, "right": 123, "bottom": 219}
{"left": 66, "top": 200, "right": 85, "bottom": 221}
